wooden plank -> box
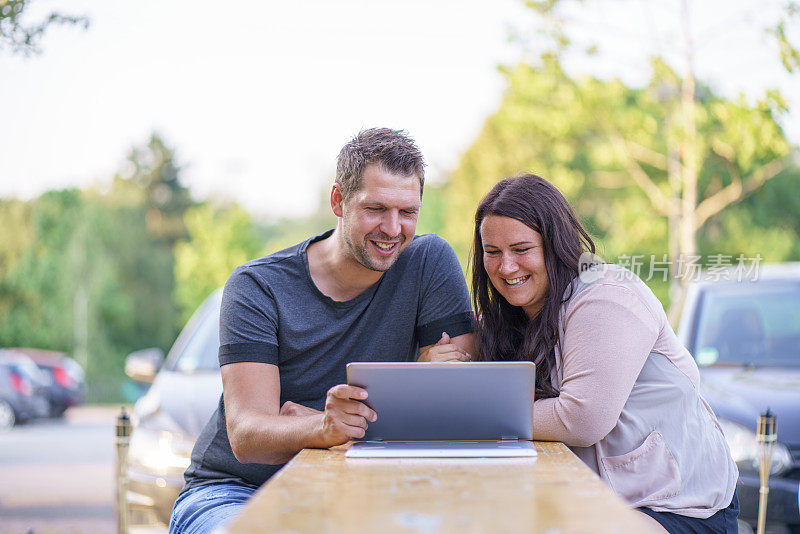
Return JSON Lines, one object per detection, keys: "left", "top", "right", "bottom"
{"left": 226, "top": 442, "right": 652, "bottom": 533}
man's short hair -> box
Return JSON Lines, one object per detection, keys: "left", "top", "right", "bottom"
{"left": 336, "top": 128, "right": 425, "bottom": 201}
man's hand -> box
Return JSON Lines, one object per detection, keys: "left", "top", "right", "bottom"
{"left": 314, "top": 384, "right": 378, "bottom": 448}
{"left": 418, "top": 332, "right": 471, "bottom": 362}
{"left": 280, "top": 401, "right": 322, "bottom": 417}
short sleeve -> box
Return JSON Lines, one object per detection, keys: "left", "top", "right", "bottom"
{"left": 415, "top": 236, "right": 474, "bottom": 347}
{"left": 218, "top": 267, "right": 280, "bottom": 366}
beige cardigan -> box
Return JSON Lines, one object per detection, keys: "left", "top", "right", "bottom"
{"left": 533, "top": 264, "right": 738, "bottom": 518}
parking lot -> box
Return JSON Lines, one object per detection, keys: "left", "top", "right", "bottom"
{"left": 0, "top": 406, "right": 118, "bottom": 534}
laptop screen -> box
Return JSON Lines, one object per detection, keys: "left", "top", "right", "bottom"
{"left": 346, "top": 361, "right": 535, "bottom": 441}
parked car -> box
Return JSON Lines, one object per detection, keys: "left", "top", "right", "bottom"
{"left": 677, "top": 263, "right": 800, "bottom": 533}
{"left": 9, "top": 348, "right": 85, "bottom": 417}
{"left": 0, "top": 349, "right": 52, "bottom": 429}
{"left": 124, "top": 290, "right": 222, "bottom": 529}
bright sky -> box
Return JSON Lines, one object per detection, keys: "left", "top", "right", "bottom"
{"left": 1, "top": 0, "right": 797, "bottom": 219}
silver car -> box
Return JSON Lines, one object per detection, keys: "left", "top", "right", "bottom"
{"left": 125, "top": 290, "right": 222, "bottom": 530}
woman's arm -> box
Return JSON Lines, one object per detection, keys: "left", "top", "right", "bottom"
{"left": 533, "top": 282, "right": 660, "bottom": 447}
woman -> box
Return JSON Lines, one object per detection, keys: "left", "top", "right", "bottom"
{"left": 472, "top": 174, "right": 739, "bottom": 533}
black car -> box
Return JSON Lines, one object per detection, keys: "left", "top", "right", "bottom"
{"left": 0, "top": 349, "right": 51, "bottom": 429}
{"left": 11, "top": 348, "right": 86, "bottom": 417}
{"left": 678, "top": 263, "right": 800, "bottom": 533}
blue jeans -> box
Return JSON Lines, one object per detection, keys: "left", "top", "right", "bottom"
{"left": 638, "top": 490, "right": 740, "bottom": 534}
{"left": 169, "top": 483, "right": 257, "bottom": 534}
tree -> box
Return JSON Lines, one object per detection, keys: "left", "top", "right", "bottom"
{"left": 174, "top": 202, "right": 263, "bottom": 322}
{"left": 121, "top": 133, "right": 194, "bottom": 245}
{"left": 0, "top": 198, "right": 33, "bottom": 279}
{"left": 0, "top": 0, "right": 88, "bottom": 55}
{"left": 0, "top": 190, "right": 85, "bottom": 353}
{"left": 0, "top": 134, "right": 193, "bottom": 401}
{"left": 416, "top": 184, "right": 448, "bottom": 237}
{"left": 446, "top": 0, "right": 799, "bottom": 315}
{"left": 259, "top": 185, "right": 337, "bottom": 255}
{"left": 443, "top": 56, "right": 799, "bottom": 307}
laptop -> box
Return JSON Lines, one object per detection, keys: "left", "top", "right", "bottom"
{"left": 344, "top": 361, "right": 537, "bottom": 458}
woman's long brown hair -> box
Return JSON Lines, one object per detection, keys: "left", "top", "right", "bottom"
{"left": 471, "top": 174, "right": 596, "bottom": 399}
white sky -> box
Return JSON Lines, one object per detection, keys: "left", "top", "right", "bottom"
{"left": 1, "top": 0, "right": 797, "bottom": 219}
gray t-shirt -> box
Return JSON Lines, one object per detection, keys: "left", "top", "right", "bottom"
{"left": 183, "top": 230, "right": 473, "bottom": 490}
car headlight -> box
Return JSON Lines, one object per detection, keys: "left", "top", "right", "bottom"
{"left": 718, "top": 418, "right": 793, "bottom": 476}
{"left": 129, "top": 425, "right": 194, "bottom": 475}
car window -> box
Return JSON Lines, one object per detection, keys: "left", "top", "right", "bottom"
{"left": 693, "top": 282, "right": 800, "bottom": 367}
{"left": 171, "top": 298, "right": 222, "bottom": 373}
{"left": 5, "top": 355, "right": 51, "bottom": 385}
{"left": 62, "top": 357, "right": 85, "bottom": 381}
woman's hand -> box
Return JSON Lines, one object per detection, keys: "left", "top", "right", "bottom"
{"left": 418, "top": 332, "right": 471, "bottom": 362}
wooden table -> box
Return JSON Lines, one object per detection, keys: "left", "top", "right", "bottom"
{"left": 226, "top": 441, "right": 652, "bottom": 533}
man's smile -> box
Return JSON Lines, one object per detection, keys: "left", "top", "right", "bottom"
{"left": 370, "top": 240, "right": 399, "bottom": 255}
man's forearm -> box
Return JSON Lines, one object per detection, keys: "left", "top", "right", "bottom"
{"left": 228, "top": 412, "right": 326, "bottom": 465}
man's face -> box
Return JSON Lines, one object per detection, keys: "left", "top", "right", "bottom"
{"left": 339, "top": 163, "right": 421, "bottom": 272}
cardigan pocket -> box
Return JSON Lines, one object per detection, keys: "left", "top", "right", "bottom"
{"left": 600, "top": 430, "right": 681, "bottom": 506}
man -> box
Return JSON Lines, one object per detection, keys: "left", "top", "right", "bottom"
{"left": 169, "top": 128, "right": 475, "bottom": 533}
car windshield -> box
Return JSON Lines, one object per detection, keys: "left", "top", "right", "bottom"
{"left": 172, "top": 301, "right": 221, "bottom": 373}
{"left": 693, "top": 281, "right": 800, "bottom": 367}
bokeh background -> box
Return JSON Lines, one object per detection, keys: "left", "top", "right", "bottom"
{"left": 1, "top": 0, "right": 798, "bottom": 403}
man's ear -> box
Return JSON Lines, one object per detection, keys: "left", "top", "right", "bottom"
{"left": 330, "top": 184, "right": 345, "bottom": 218}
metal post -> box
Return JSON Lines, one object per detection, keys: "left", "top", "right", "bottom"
{"left": 116, "top": 406, "right": 132, "bottom": 534}
{"left": 756, "top": 409, "right": 776, "bottom": 534}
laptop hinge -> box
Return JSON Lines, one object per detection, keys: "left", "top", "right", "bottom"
{"left": 366, "top": 439, "right": 384, "bottom": 442}
{"left": 500, "top": 436, "right": 519, "bottom": 441}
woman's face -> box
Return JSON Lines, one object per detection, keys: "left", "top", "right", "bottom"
{"left": 480, "top": 214, "right": 549, "bottom": 319}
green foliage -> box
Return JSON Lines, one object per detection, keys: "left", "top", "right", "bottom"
{"left": 0, "top": 198, "right": 33, "bottom": 279}
{"left": 0, "top": 0, "right": 88, "bottom": 55}
{"left": 698, "top": 169, "right": 800, "bottom": 260}
{"left": 442, "top": 57, "right": 800, "bottom": 306}
{"left": 0, "top": 134, "right": 192, "bottom": 402}
{"left": 416, "top": 184, "right": 447, "bottom": 237}
{"left": 0, "top": 190, "right": 83, "bottom": 352}
{"left": 0, "top": 129, "right": 340, "bottom": 403}
{"left": 768, "top": 5, "right": 800, "bottom": 73}
{"left": 174, "top": 203, "right": 263, "bottom": 322}
{"left": 259, "top": 186, "right": 337, "bottom": 255}
{"left": 123, "top": 133, "right": 194, "bottom": 245}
